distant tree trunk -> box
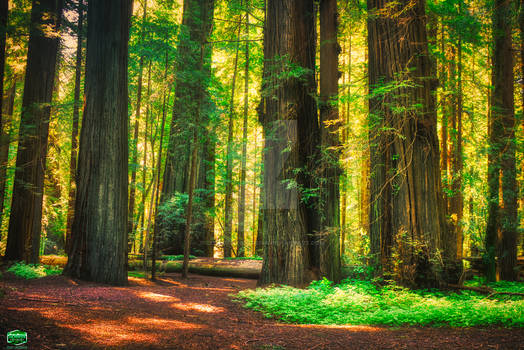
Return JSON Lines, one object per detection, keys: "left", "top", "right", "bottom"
{"left": 367, "top": 0, "right": 454, "bottom": 288}
{"left": 258, "top": 0, "right": 320, "bottom": 287}
{"left": 440, "top": 30, "right": 449, "bottom": 213}
{"left": 5, "top": 0, "right": 63, "bottom": 263}
{"left": 319, "top": 0, "right": 341, "bottom": 282}
{"left": 237, "top": 10, "right": 250, "bottom": 258}
{"left": 140, "top": 60, "right": 152, "bottom": 268}
{"left": 128, "top": 0, "right": 148, "bottom": 253}
{"left": 0, "top": 0, "right": 8, "bottom": 214}
{"left": 450, "top": 37, "right": 464, "bottom": 260}
{"left": 520, "top": 0, "right": 524, "bottom": 253}
{"left": 64, "top": 0, "right": 131, "bottom": 285}
{"left": 66, "top": 0, "right": 84, "bottom": 254}
{"left": 159, "top": 0, "right": 214, "bottom": 253}
{"left": 224, "top": 24, "right": 242, "bottom": 258}
{"left": 0, "top": 77, "right": 16, "bottom": 231}
{"left": 485, "top": 0, "right": 517, "bottom": 282}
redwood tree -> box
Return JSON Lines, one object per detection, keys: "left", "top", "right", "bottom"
{"left": 367, "top": 0, "right": 455, "bottom": 287}
{"left": 485, "top": 0, "right": 518, "bottom": 282}
{"left": 4, "top": 0, "right": 63, "bottom": 263}
{"left": 258, "top": 0, "right": 320, "bottom": 287}
{"left": 64, "top": 0, "right": 131, "bottom": 285}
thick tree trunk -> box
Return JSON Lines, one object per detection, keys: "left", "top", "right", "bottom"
{"left": 486, "top": 0, "right": 518, "bottom": 282}
{"left": 66, "top": 0, "right": 83, "bottom": 254}
{"left": 5, "top": 0, "right": 63, "bottom": 263}
{"left": 64, "top": 0, "right": 131, "bottom": 285}
{"left": 319, "top": 0, "right": 341, "bottom": 282}
{"left": 258, "top": 0, "right": 320, "bottom": 287}
{"left": 367, "top": 0, "right": 453, "bottom": 288}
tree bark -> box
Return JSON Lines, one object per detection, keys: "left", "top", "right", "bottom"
{"left": 367, "top": 0, "right": 453, "bottom": 288}
{"left": 319, "top": 0, "right": 341, "bottom": 282}
{"left": 224, "top": 23, "right": 242, "bottom": 258}
{"left": 237, "top": 9, "right": 250, "bottom": 258}
{"left": 5, "top": 0, "right": 63, "bottom": 263}
{"left": 128, "top": 0, "right": 148, "bottom": 253}
{"left": 0, "top": 77, "right": 16, "bottom": 232}
{"left": 66, "top": 0, "right": 84, "bottom": 254}
{"left": 64, "top": 0, "right": 131, "bottom": 285}
{"left": 485, "top": 0, "right": 518, "bottom": 282}
{"left": 258, "top": 0, "right": 320, "bottom": 287}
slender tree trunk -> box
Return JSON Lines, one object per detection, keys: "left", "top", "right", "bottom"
{"left": 64, "top": 0, "right": 131, "bottom": 285}
{"left": 237, "top": 10, "right": 250, "bottom": 258}
{"left": 128, "top": 0, "right": 148, "bottom": 253}
{"left": 224, "top": 23, "right": 242, "bottom": 258}
{"left": 319, "top": 0, "right": 341, "bottom": 282}
{"left": 486, "top": 0, "right": 517, "bottom": 282}
{"left": 5, "top": 0, "right": 63, "bottom": 263}
{"left": 0, "top": 77, "right": 16, "bottom": 231}
{"left": 520, "top": 0, "right": 524, "bottom": 253}
{"left": 251, "top": 128, "right": 258, "bottom": 255}
{"left": 367, "top": 0, "right": 453, "bottom": 288}
{"left": 141, "top": 60, "right": 152, "bottom": 270}
{"left": 0, "top": 0, "right": 8, "bottom": 224}
{"left": 258, "top": 0, "right": 320, "bottom": 287}
{"left": 66, "top": 0, "right": 84, "bottom": 254}
{"left": 151, "top": 50, "right": 170, "bottom": 280}
{"left": 450, "top": 37, "right": 464, "bottom": 260}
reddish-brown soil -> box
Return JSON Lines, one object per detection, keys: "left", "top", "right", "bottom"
{"left": 0, "top": 273, "right": 523, "bottom": 349}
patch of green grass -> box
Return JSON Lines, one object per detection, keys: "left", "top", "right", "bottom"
{"left": 7, "top": 262, "right": 62, "bottom": 279}
{"left": 236, "top": 278, "right": 524, "bottom": 327}
{"left": 161, "top": 255, "right": 196, "bottom": 261}
{"left": 225, "top": 256, "right": 263, "bottom": 260}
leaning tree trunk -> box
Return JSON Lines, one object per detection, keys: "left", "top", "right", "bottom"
{"left": 64, "top": 0, "right": 131, "bottom": 285}
{"left": 367, "top": 0, "right": 454, "bottom": 288}
{"left": 66, "top": 0, "right": 84, "bottom": 254}
{"left": 5, "top": 0, "right": 63, "bottom": 263}
{"left": 485, "top": 0, "right": 517, "bottom": 282}
{"left": 318, "top": 0, "right": 341, "bottom": 282}
{"left": 258, "top": 0, "right": 320, "bottom": 287}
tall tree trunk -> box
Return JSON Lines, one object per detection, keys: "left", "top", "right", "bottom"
{"left": 0, "top": 0, "right": 8, "bottom": 225}
{"left": 367, "top": 0, "right": 453, "bottom": 288}
{"left": 5, "top": 0, "right": 63, "bottom": 263}
{"left": 237, "top": 9, "right": 250, "bottom": 258}
{"left": 450, "top": 37, "right": 464, "bottom": 260}
{"left": 66, "top": 0, "right": 84, "bottom": 254}
{"left": 319, "top": 0, "right": 341, "bottom": 282}
{"left": 128, "top": 0, "right": 148, "bottom": 253}
{"left": 64, "top": 0, "right": 131, "bottom": 285}
{"left": 485, "top": 0, "right": 517, "bottom": 282}
{"left": 0, "top": 77, "right": 16, "bottom": 232}
{"left": 520, "top": 0, "right": 524, "bottom": 253}
{"left": 224, "top": 23, "right": 242, "bottom": 258}
{"left": 258, "top": 0, "right": 320, "bottom": 287}
{"left": 141, "top": 60, "right": 152, "bottom": 269}
{"left": 159, "top": 0, "right": 214, "bottom": 252}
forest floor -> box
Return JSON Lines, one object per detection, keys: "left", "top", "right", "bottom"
{"left": 1, "top": 272, "right": 523, "bottom": 350}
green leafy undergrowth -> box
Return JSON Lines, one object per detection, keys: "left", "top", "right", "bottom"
{"left": 236, "top": 278, "right": 524, "bottom": 327}
{"left": 225, "top": 256, "right": 263, "bottom": 260}
{"left": 161, "top": 255, "right": 196, "bottom": 261}
{"left": 7, "top": 262, "right": 62, "bottom": 279}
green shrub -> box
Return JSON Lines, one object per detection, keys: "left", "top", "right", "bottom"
{"left": 236, "top": 278, "right": 524, "bottom": 327}
{"left": 161, "top": 254, "right": 196, "bottom": 261}
{"left": 224, "top": 256, "right": 263, "bottom": 260}
{"left": 7, "top": 262, "right": 62, "bottom": 279}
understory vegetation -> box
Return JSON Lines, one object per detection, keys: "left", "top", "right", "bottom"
{"left": 6, "top": 262, "right": 62, "bottom": 279}
{"left": 236, "top": 278, "right": 524, "bottom": 327}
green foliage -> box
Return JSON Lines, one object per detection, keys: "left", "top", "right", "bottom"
{"left": 161, "top": 254, "right": 197, "bottom": 261}
{"left": 7, "top": 262, "right": 62, "bottom": 279}
{"left": 236, "top": 278, "right": 524, "bottom": 327}
{"left": 224, "top": 256, "right": 262, "bottom": 260}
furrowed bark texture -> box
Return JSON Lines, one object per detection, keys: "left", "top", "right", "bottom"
{"left": 367, "top": 0, "right": 453, "bottom": 288}
{"left": 258, "top": 0, "right": 320, "bottom": 287}
{"left": 5, "top": 0, "right": 63, "bottom": 263}
{"left": 64, "top": 0, "right": 131, "bottom": 285}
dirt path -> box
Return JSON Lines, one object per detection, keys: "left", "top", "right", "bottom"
{"left": 0, "top": 274, "right": 523, "bottom": 349}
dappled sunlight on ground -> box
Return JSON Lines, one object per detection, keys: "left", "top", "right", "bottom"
{"left": 137, "top": 291, "right": 180, "bottom": 302}
{"left": 170, "top": 302, "right": 225, "bottom": 313}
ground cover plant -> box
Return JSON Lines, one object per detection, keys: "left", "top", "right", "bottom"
{"left": 236, "top": 278, "right": 524, "bottom": 327}
{"left": 6, "top": 262, "right": 62, "bottom": 279}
